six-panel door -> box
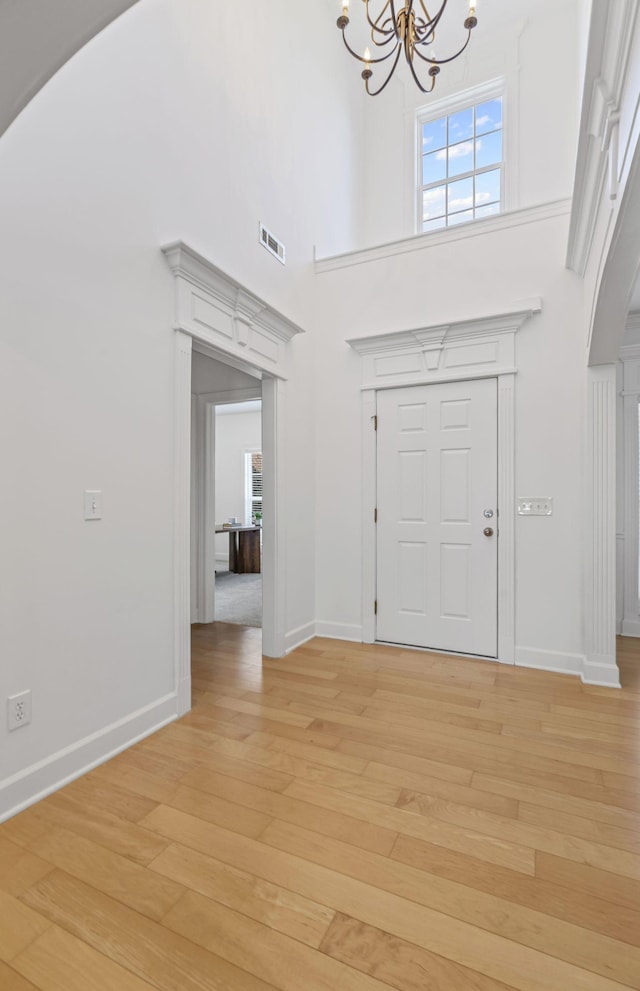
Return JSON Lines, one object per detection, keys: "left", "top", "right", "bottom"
{"left": 376, "top": 378, "right": 498, "bottom": 657}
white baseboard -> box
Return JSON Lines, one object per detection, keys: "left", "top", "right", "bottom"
{"left": 0, "top": 693, "right": 178, "bottom": 823}
{"left": 514, "top": 646, "right": 584, "bottom": 677}
{"left": 315, "top": 621, "right": 363, "bottom": 643}
{"left": 582, "top": 653, "right": 621, "bottom": 688}
{"left": 285, "top": 622, "right": 317, "bottom": 654}
{"left": 621, "top": 617, "right": 640, "bottom": 637}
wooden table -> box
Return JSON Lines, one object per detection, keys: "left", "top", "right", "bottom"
{"left": 215, "top": 525, "right": 261, "bottom": 574}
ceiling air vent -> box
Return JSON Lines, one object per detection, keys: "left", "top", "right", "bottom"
{"left": 259, "top": 222, "right": 285, "bottom": 265}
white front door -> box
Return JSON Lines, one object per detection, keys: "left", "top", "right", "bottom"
{"left": 376, "top": 378, "right": 498, "bottom": 657}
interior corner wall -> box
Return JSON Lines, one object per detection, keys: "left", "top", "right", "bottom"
{"left": 0, "top": 0, "right": 363, "bottom": 819}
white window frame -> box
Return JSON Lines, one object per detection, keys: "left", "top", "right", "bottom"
{"left": 416, "top": 78, "right": 507, "bottom": 235}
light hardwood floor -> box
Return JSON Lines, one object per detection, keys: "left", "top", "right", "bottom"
{"left": 1, "top": 627, "right": 640, "bottom": 991}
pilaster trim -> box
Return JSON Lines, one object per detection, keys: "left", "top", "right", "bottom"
{"left": 584, "top": 365, "right": 621, "bottom": 686}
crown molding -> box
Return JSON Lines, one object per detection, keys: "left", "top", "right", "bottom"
{"left": 347, "top": 300, "right": 541, "bottom": 357}
{"left": 347, "top": 299, "right": 541, "bottom": 390}
{"left": 162, "top": 242, "right": 304, "bottom": 379}
{"left": 162, "top": 242, "right": 304, "bottom": 344}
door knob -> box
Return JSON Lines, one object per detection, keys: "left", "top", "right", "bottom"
{"left": 483, "top": 527, "right": 494, "bottom": 537}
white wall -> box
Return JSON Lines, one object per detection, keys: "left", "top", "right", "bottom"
{"left": 0, "top": 0, "right": 364, "bottom": 818}
{"left": 357, "top": 0, "right": 585, "bottom": 247}
{"left": 312, "top": 210, "right": 587, "bottom": 670}
{"left": 215, "top": 408, "right": 262, "bottom": 567}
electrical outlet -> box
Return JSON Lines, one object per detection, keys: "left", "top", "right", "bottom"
{"left": 8, "top": 690, "right": 31, "bottom": 731}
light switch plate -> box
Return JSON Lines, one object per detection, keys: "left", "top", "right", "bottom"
{"left": 517, "top": 497, "right": 553, "bottom": 516}
{"left": 84, "top": 490, "right": 103, "bottom": 520}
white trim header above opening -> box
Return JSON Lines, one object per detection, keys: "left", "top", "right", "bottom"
{"left": 162, "top": 241, "right": 304, "bottom": 379}
{"left": 347, "top": 299, "right": 542, "bottom": 390}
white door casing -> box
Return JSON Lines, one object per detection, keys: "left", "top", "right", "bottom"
{"left": 349, "top": 300, "right": 542, "bottom": 665}
{"left": 377, "top": 378, "right": 498, "bottom": 656}
{"left": 163, "top": 242, "right": 304, "bottom": 715}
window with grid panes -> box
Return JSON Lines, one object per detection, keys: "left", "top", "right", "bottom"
{"left": 245, "top": 451, "right": 262, "bottom": 522}
{"left": 418, "top": 93, "right": 503, "bottom": 232}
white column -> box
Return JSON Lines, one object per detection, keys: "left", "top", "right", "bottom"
{"left": 620, "top": 351, "right": 640, "bottom": 634}
{"left": 584, "top": 364, "right": 621, "bottom": 686}
{"left": 174, "top": 330, "right": 193, "bottom": 715}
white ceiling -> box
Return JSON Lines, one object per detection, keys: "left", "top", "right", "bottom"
{"left": 0, "top": 0, "right": 139, "bottom": 138}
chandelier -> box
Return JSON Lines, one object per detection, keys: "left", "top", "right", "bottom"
{"left": 337, "top": 1, "right": 478, "bottom": 97}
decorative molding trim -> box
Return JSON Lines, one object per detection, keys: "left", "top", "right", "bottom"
{"left": 584, "top": 365, "right": 621, "bottom": 687}
{"left": 163, "top": 242, "right": 304, "bottom": 378}
{"left": 347, "top": 301, "right": 541, "bottom": 392}
{"left": 174, "top": 331, "right": 193, "bottom": 716}
{"left": 200, "top": 400, "right": 216, "bottom": 624}
{"left": 352, "top": 306, "right": 535, "bottom": 664}
{"left": 0, "top": 694, "right": 177, "bottom": 823}
{"left": 315, "top": 201, "right": 570, "bottom": 274}
{"left": 515, "top": 647, "right": 584, "bottom": 678}
{"left": 284, "top": 623, "right": 317, "bottom": 654}
{"left": 165, "top": 245, "right": 294, "bottom": 666}
{"left": 582, "top": 656, "right": 622, "bottom": 688}
{"left": 620, "top": 352, "right": 640, "bottom": 636}
{"left": 567, "top": 0, "right": 640, "bottom": 273}
{"left": 261, "top": 377, "right": 286, "bottom": 659}
{"left": 315, "top": 621, "right": 364, "bottom": 643}
{"left": 361, "top": 390, "right": 377, "bottom": 644}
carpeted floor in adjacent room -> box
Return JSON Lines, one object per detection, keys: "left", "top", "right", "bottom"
{"left": 214, "top": 571, "right": 262, "bottom": 627}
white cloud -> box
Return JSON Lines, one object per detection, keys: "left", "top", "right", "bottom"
{"left": 436, "top": 140, "right": 473, "bottom": 162}
{"left": 423, "top": 188, "right": 445, "bottom": 204}
{"left": 449, "top": 195, "right": 474, "bottom": 211}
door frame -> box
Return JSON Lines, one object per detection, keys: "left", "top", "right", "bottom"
{"left": 164, "top": 242, "right": 303, "bottom": 716}
{"left": 349, "top": 302, "right": 543, "bottom": 665}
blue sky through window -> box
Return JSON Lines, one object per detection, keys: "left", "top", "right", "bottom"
{"left": 420, "top": 96, "right": 503, "bottom": 231}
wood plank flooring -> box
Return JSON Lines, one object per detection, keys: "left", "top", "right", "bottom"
{"left": 1, "top": 626, "right": 640, "bottom": 991}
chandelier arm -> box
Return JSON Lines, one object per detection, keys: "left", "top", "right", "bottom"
{"left": 365, "top": 44, "right": 404, "bottom": 96}
{"left": 341, "top": 30, "right": 400, "bottom": 65}
{"left": 368, "top": 26, "right": 401, "bottom": 50}
{"left": 405, "top": 52, "right": 439, "bottom": 94}
{"left": 412, "top": 29, "right": 472, "bottom": 65}
{"left": 364, "top": 0, "right": 397, "bottom": 39}
{"left": 414, "top": 0, "right": 448, "bottom": 39}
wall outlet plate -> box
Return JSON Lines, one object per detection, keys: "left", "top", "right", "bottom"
{"left": 517, "top": 497, "right": 553, "bottom": 516}
{"left": 8, "top": 689, "right": 31, "bottom": 731}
